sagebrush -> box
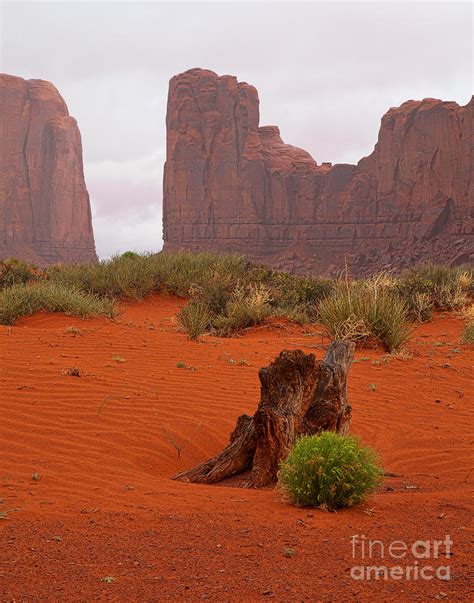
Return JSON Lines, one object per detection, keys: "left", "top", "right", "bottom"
{"left": 278, "top": 432, "right": 383, "bottom": 510}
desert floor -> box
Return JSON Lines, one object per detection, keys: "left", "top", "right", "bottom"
{"left": 0, "top": 295, "right": 472, "bottom": 601}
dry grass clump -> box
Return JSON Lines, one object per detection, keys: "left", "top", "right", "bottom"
{"left": 154, "top": 252, "right": 250, "bottom": 298}
{"left": 46, "top": 253, "right": 160, "bottom": 300}
{"left": 177, "top": 302, "right": 212, "bottom": 341}
{"left": 409, "top": 292, "right": 433, "bottom": 322}
{"left": 460, "top": 303, "right": 474, "bottom": 344}
{"left": 271, "top": 305, "right": 313, "bottom": 325}
{"left": 213, "top": 283, "right": 272, "bottom": 336}
{"left": 269, "top": 272, "right": 333, "bottom": 323}
{"left": 46, "top": 251, "right": 252, "bottom": 302}
{"left": 462, "top": 323, "right": 474, "bottom": 344}
{"left": 317, "top": 275, "right": 411, "bottom": 351}
{"left": 397, "top": 264, "right": 472, "bottom": 317}
{"left": 435, "top": 279, "right": 471, "bottom": 310}
{"left": 0, "top": 282, "right": 116, "bottom": 326}
{"left": 0, "top": 258, "right": 37, "bottom": 289}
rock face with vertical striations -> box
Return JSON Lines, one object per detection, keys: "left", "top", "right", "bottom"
{"left": 0, "top": 74, "right": 97, "bottom": 265}
{"left": 163, "top": 68, "right": 473, "bottom": 275}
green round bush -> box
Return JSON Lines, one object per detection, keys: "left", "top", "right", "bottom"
{"left": 120, "top": 251, "right": 141, "bottom": 260}
{"left": 278, "top": 432, "right": 383, "bottom": 510}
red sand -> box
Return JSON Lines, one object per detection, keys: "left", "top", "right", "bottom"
{"left": 0, "top": 295, "right": 472, "bottom": 601}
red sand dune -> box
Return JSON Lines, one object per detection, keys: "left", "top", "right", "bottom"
{"left": 0, "top": 295, "right": 472, "bottom": 600}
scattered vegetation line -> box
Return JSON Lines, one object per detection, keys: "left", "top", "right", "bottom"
{"left": 0, "top": 252, "right": 471, "bottom": 349}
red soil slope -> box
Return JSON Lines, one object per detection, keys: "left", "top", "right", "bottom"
{"left": 0, "top": 295, "right": 472, "bottom": 601}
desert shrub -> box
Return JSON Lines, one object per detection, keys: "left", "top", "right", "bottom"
{"left": 317, "top": 279, "right": 411, "bottom": 351}
{"left": 271, "top": 272, "right": 333, "bottom": 307}
{"left": 107, "top": 254, "right": 159, "bottom": 298}
{"left": 410, "top": 264, "right": 472, "bottom": 289}
{"left": 364, "top": 271, "right": 398, "bottom": 292}
{"left": 213, "top": 283, "right": 272, "bottom": 335}
{"left": 0, "top": 258, "right": 37, "bottom": 289}
{"left": 434, "top": 281, "right": 470, "bottom": 310}
{"left": 395, "top": 274, "right": 434, "bottom": 318}
{"left": 0, "top": 282, "right": 116, "bottom": 325}
{"left": 462, "top": 322, "right": 474, "bottom": 344}
{"left": 271, "top": 305, "right": 312, "bottom": 325}
{"left": 461, "top": 304, "right": 474, "bottom": 344}
{"left": 44, "top": 251, "right": 253, "bottom": 301}
{"left": 407, "top": 292, "right": 433, "bottom": 322}
{"left": 177, "top": 301, "right": 212, "bottom": 341}
{"left": 397, "top": 264, "right": 472, "bottom": 310}
{"left": 188, "top": 272, "right": 235, "bottom": 315}
{"left": 46, "top": 253, "right": 159, "bottom": 299}
{"left": 120, "top": 250, "right": 141, "bottom": 260}
{"left": 154, "top": 252, "right": 249, "bottom": 297}
{"left": 269, "top": 272, "right": 333, "bottom": 324}
{"left": 278, "top": 432, "right": 383, "bottom": 510}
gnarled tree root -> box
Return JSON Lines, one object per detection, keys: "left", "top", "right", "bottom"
{"left": 173, "top": 340, "right": 355, "bottom": 487}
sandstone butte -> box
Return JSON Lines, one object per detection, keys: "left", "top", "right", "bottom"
{"left": 163, "top": 68, "right": 474, "bottom": 276}
{"left": 0, "top": 74, "right": 97, "bottom": 266}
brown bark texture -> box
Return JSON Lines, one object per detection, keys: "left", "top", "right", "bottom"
{"left": 173, "top": 341, "right": 355, "bottom": 487}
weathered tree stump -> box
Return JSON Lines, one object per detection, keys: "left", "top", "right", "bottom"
{"left": 173, "top": 340, "right": 355, "bottom": 487}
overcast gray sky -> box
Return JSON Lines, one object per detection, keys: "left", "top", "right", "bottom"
{"left": 1, "top": 1, "right": 472, "bottom": 258}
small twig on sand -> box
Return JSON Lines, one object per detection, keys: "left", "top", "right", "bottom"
{"left": 97, "top": 395, "right": 115, "bottom": 416}
{"left": 158, "top": 418, "right": 205, "bottom": 459}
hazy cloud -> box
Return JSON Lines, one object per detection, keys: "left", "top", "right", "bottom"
{"left": 1, "top": 1, "right": 472, "bottom": 257}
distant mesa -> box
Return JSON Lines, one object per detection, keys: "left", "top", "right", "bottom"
{"left": 1, "top": 68, "right": 472, "bottom": 273}
{"left": 0, "top": 74, "right": 97, "bottom": 266}
{"left": 163, "top": 68, "right": 474, "bottom": 275}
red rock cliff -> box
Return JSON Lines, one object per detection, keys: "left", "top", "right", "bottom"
{"left": 0, "top": 74, "right": 97, "bottom": 265}
{"left": 163, "top": 68, "right": 473, "bottom": 275}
